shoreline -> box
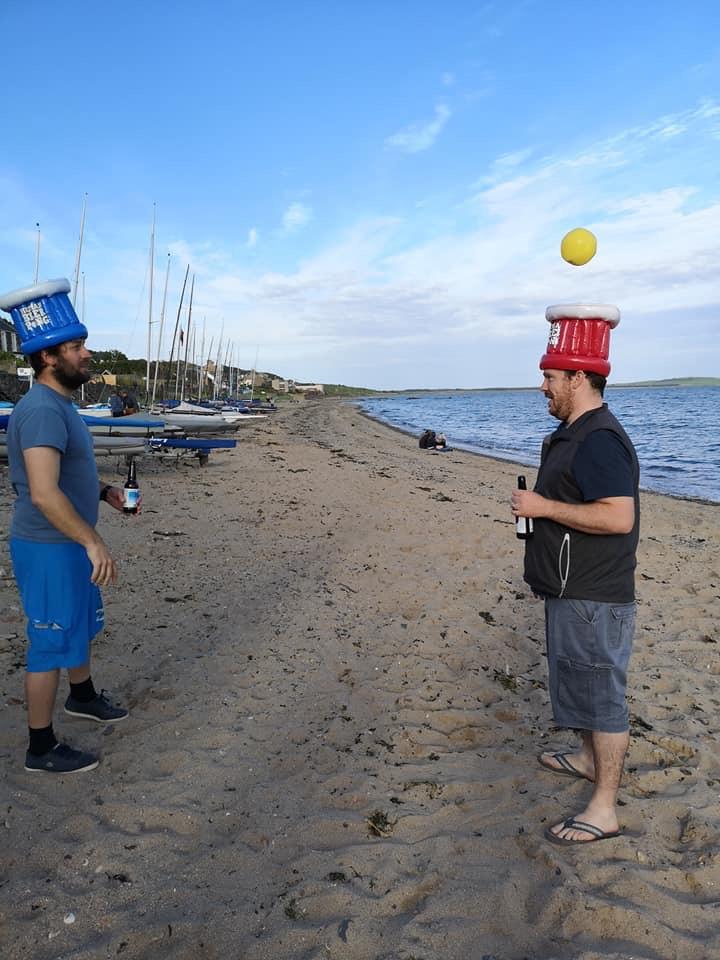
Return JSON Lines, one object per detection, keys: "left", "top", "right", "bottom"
{"left": 1, "top": 400, "right": 719, "bottom": 960}
{"left": 343, "top": 379, "right": 720, "bottom": 395}
{"left": 354, "top": 402, "right": 720, "bottom": 507}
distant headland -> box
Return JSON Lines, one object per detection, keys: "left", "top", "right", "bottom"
{"left": 327, "top": 377, "right": 720, "bottom": 397}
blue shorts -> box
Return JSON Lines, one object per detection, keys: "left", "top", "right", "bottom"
{"left": 10, "top": 538, "right": 104, "bottom": 673}
{"left": 545, "top": 597, "right": 636, "bottom": 734}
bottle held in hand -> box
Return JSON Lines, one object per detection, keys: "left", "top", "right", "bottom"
{"left": 123, "top": 459, "right": 140, "bottom": 515}
{"left": 516, "top": 475, "right": 533, "bottom": 539}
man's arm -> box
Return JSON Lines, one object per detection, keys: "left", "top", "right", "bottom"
{"left": 24, "top": 446, "right": 118, "bottom": 586}
{"left": 511, "top": 489, "right": 634, "bottom": 535}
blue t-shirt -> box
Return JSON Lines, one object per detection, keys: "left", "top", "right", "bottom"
{"left": 7, "top": 384, "right": 99, "bottom": 542}
{"left": 572, "top": 428, "right": 635, "bottom": 501}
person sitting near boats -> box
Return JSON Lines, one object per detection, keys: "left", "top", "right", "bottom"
{"left": 109, "top": 390, "right": 124, "bottom": 418}
{"left": 121, "top": 388, "right": 139, "bottom": 415}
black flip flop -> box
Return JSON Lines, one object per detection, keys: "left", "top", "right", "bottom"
{"left": 545, "top": 816, "right": 621, "bottom": 846}
{"left": 537, "top": 751, "right": 594, "bottom": 782}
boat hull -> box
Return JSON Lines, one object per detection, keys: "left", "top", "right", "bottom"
{"left": 81, "top": 414, "right": 182, "bottom": 437}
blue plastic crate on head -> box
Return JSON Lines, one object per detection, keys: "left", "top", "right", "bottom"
{"left": 0, "top": 278, "right": 88, "bottom": 354}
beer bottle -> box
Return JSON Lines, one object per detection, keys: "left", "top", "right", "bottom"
{"left": 123, "top": 459, "right": 140, "bottom": 515}
{"left": 516, "top": 475, "right": 533, "bottom": 539}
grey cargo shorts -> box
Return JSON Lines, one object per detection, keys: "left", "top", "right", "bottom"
{"left": 545, "top": 597, "right": 636, "bottom": 733}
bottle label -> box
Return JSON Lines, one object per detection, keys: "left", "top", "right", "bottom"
{"left": 516, "top": 516, "right": 534, "bottom": 535}
{"left": 124, "top": 488, "right": 140, "bottom": 509}
{"left": 516, "top": 474, "right": 533, "bottom": 538}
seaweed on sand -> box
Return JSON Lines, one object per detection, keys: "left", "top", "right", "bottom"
{"left": 365, "top": 809, "right": 394, "bottom": 838}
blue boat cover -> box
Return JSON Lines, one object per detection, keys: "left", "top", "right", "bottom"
{"left": 148, "top": 437, "right": 237, "bottom": 450}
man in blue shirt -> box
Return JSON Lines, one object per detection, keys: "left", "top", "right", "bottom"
{"left": 2, "top": 279, "right": 131, "bottom": 774}
{"left": 109, "top": 390, "right": 124, "bottom": 417}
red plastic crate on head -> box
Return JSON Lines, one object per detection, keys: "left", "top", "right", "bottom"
{"left": 541, "top": 303, "right": 620, "bottom": 377}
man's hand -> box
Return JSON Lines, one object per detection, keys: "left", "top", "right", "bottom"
{"left": 511, "top": 487, "right": 634, "bottom": 536}
{"left": 86, "top": 539, "right": 118, "bottom": 586}
{"left": 102, "top": 485, "right": 142, "bottom": 514}
{"left": 512, "top": 488, "right": 546, "bottom": 519}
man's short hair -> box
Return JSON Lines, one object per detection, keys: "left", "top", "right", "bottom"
{"left": 583, "top": 371, "right": 607, "bottom": 395}
{"left": 27, "top": 345, "right": 61, "bottom": 376}
{"left": 564, "top": 369, "right": 607, "bottom": 396}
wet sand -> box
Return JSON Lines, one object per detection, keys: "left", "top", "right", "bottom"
{"left": 1, "top": 400, "right": 719, "bottom": 960}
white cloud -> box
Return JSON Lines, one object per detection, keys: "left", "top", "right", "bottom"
{"left": 656, "top": 123, "right": 686, "bottom": 138}
{"left": 281, "top": 202, "right": 312, "bottom": 233}
{"left": 4, "top": 100, "right": 718, "bottom": 389}
{"left": 247, "top": 227, "right": 258, "bottom": 248}
{"left": 441, "top": 72, "right": 455, "bottom": 87}
{"left": 385, "top": 104, "right": 452, "bottom": 154}
{"left": 191, "top": 103, "right": 718, "bottom": 385}
{"left": 494, "top": 147, "right": 535, "bottom": 170}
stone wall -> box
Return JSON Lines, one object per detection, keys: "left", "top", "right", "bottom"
{"left": 0, "top": 372, "right": 109, "bottom": 405}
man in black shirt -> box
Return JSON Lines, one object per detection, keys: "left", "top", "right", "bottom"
{"left": 512, "top": 307, "right": 639, "bottom": 846}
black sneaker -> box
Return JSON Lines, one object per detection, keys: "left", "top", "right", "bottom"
{"left": 64, "top": 690, "right": 129, "bottom": 723}
{"left": 25, "top": 742, "right": 99, "bottom": 774}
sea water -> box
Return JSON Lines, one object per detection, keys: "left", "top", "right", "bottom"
{"left": 355, "top": 387, "right": 720, "bottom": 503}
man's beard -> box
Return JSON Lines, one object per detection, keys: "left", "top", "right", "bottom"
{"left": 52, "top": 359, "right": 92, "bottom": 391}
{"left": 547, "top": 395, "right": 569, "bottom": 422}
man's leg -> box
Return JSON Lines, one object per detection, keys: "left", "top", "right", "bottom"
{"left": 24, "top": 667, "right": 98, "bottom": 772}
{"left": 64, "top": 658, "right": 129, "bottom": 723}
{"left": 547, "top": 728, "right": 629, "bottom": 841}
{"left": 63, "top": 566, "right": 127, "bottom": 723}
{"left": 542, "top": 597, "right": 634, "bottom": 842}
{"left": 67, "top": 663, "right": 91, "bottom": 686}
{"left": 15, "top": 542, "right": 101, "bottom": 772}
{"left": 26, "top": 669, "right": 60, "bottom": 728}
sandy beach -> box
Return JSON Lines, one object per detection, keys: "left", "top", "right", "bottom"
{"left": 1, "top": 399, "right": 719, "bottom": 960}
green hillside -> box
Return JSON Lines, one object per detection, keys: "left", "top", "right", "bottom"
{"left": 613, "top": 377, "right": 720, "bottom": 388}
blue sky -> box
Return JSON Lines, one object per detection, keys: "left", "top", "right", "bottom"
{"left": 1, "top": 0, "right": 719, "bottom": 389}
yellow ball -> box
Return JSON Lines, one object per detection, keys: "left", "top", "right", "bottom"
{"left": 561, "top": 228, "right": 597, "bottom": 266}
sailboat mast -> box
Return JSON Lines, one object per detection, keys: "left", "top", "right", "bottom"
{"left": 179, "top": 274, "right": 194, "bottom": 400}
{"left": 190, "top": 325, "right": 198, "bottom": 397}
{"left": 204, "top": 335, "right": 214, "bottom": 399}
{"left": 198, "top": 317, "right": 206, "bottom": 398}
{"left": 166, "top": 263, "right": 189, "bottom": 397}
{"left": 72, "top": 194, "right": 88, "bottom": 303}
{"left": 213, "top": 326, "right": 224, "bottom": 401}
{"left": 152, "top": 253, "right": 171, "bottom": 406}
{"left": 34, "top": 222, "right": 41, "bottom": 283}
{"left": 80, "top": 272, "right": 87, "bottom": 402}
{"left": 250, "top": 346, "right": 259, "bottom": 403}
{"left": 222, "top": 340, "right": 232, "bottom": 398}
{"left": 145, "top": 205, "right": 156, "bottom": 403}
{"left": 181, "top": 319, "right": 193, "bottom": 400}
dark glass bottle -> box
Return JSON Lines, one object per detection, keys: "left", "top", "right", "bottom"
{"left": 516, "top": 475, "right": 533, "bottom": 539}
{"left": 123, "top": 459, "right": 140, "bottom": 514}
